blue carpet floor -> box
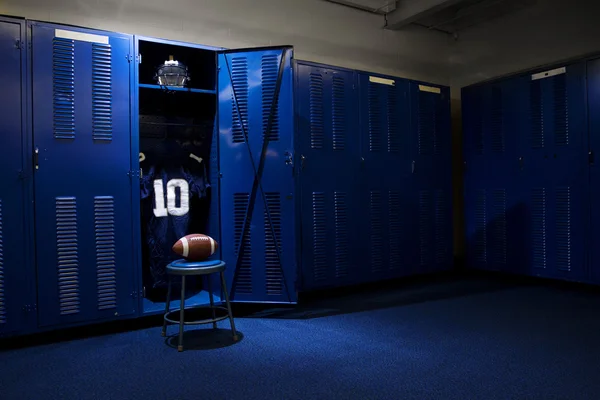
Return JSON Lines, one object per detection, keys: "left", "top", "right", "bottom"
{"left": 1, "top": 277, "right": 600, "bottom": 400}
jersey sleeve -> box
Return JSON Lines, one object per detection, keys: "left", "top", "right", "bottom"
{"left": 140, "top": 164, "right": 156, "bottom": 200}
{"left": 182, "top": 160, "right": 210, "bottom": 198}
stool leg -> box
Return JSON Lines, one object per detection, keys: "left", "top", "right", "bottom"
{"left": 161, "top": 276, "right": 172, "bottom": 337}
{"left": 220, "top": 271, "right": 238, "bottom": 341}
{"left": 178, "top": 276, "right": 186, "bottom": 352}
{"left": 208, "top": 277, "right": 217, "bottom": 329}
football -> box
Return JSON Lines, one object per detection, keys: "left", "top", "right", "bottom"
{"left": 172, "top": 234, "right": 218, "bottom": 261}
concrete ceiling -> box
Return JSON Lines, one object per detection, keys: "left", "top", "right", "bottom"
{"left": 324, "top": 0, "right": 538, "bottom": 35}
{"left": 393, "top": 0, "right": 539, "bottom": 34}
{"left": 323, "top": 0, "right": 397, "bottom": 14}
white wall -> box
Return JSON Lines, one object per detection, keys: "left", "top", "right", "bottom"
{"left": 0, "top": 0, "right": 454, "bottom": 85}
{"left": 450, "top": 0, "right": 600, "bottom": 94}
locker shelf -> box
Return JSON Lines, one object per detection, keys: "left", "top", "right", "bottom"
{"left": 139, "top": 83, "right": 216, "bottom": 95}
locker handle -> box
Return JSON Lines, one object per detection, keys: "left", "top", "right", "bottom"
{"left": 300, "top": 154, "right": 306, "bottom": 170}
{"left": 519, "top": 156, "right": 524, "bottom": 170}
{"left": 34, "top": 147, "right": 39, "bottom": 170}
{"left": 411, "top": 160, "right": 416, "bottom": 173}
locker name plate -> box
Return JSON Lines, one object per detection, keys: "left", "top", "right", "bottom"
{"left": 55, "top": 29, "right": 109, "bottom": 44}
{"left": 418, "top": 84, "right": 441, "bottom": 94}
{"left": 531, "top": 66, "right": 566, "bottom": 81}
{"left": 369, "top": 76, "right": 395, "bottom": 86}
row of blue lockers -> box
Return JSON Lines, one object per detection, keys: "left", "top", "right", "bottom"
{"left": 0, "top": 16, "right": 453, "bottom": 337}
{"left": 462, "top": 55, "right": 600, "bottom": 284}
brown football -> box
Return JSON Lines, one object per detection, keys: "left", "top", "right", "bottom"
{"left": 172, "top": 234, "right": 218, "bottom": 261}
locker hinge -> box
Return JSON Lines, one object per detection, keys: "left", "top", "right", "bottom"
{"left": 128, "top": 170, "right": 140, "bottom": 178}
{"left": 590, "top": 151, "right": 595, "bottom": 165}
{"left": 136, "top": 54, "right": 142, "bottom": 64}
{"left": 131, "top": 291, "right": 138, "bottom": 298}
{"left": 127, "top": 54, "right": 134, "bottom": 63}
{"left": 15, "top": 40, "right": 24, "bottom": 50}
{"left": 284, "top": 151, "right": 293, "bottom": 167}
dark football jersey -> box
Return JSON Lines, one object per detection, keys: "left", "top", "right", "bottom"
{"left": 141, "top": 154, "right": 209, "bottom": 289}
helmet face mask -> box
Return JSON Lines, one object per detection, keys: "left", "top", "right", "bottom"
{"left": 155, "top": 57, "right": 191, "bottom": 87}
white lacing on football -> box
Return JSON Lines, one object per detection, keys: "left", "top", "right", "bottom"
{"left": 186, "top": 235, "right": 216, "bottom": 256}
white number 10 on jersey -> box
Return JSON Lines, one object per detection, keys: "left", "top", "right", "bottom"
{"left": 153, "top": 179, "right": 190, "bottom": 217}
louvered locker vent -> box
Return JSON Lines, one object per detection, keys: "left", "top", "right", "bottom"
{"left": 261, "top": 54, "right": 280, "bottom": 141}
{"left": 553, "top": 73, "right": 569, "bottom": 146}
{"left": 490, "top": 189, "right": 507, "bottom": 265}
{"left": 0, "top": 199, "right": 5, "bottom": 325}
{"left": 334, "top": 192, "right": 349, "bottom": 278}
{"left": 53, "top": 37, "right": 75, "bottom": 140}
{"left": 532, "top": 188, "right": 547, "bottom": 269}
{"left": 435, "top": 190, "right": 448, "bottom": 265}
{"left": 233, "top": 193, "right": 252, "bottom": 293}
{"left": 264, "top": 193, "right": 283, "bottom": 295}
{"left": 530, "top": 79, "right": 544, "bottom": 148}
{"left": 418, "top": 92, "right": 438, "bottom": 156}
{"left": 94, "top": 196, "right": 117, "bottom": 310}
{"left": 388, "top": 190, "right": 401, "bottom": 270}
{"left": 474, "top": 189, "right": 487, "bottom": 264}
{"left": 473, "top": 92, "right": 484, "bottom": 155}
{"left": 370, "top": 191, "right": 384, "bottom": 273}
{"left": 491, "top": 87, "right": 504, "bottom": 153}
{"left": 368, "top": 82, "right": 382, "bottom": 152}
{"left": 231, "top": 57, "right": 249, "bottom": 144}
{"left": 419, "top": 190, "right": 434, "bottom": 267}
{"left": 556, "top": 187, "right": 571, "bottom": 271}
{"left": 387, "top": 84, "right": 400, "bottom": 153}
{"left": 312, "top": 192, "right": 327, "bottom": 281}
{"left": 91, "top": 43, "right": 113, "bottom": 141}
{"left": 309, "top": 73, "right": 324, "bottom": 150}
{"left": 332, "top": 76, "right": 346, "bottom": 151}
{"left": 56, "top": 197, "right": 80, "bottom": 315}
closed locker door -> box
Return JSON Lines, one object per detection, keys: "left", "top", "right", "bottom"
{"left": 520, "top": 64, "right": 588, "bottom": 281}
{"left": 358, "top": 74, "right": 414, "bottom": 280}
{"left": 218, "top": 47, "right": 297, "bottom": 303}
{"left": 31, "top": 23, "right": 137, "bottom": 327}
{"left": 0, "top": 18, "right": 37, "bottom": 336}
{"left": 411, "top": 82, "right": 453, "bottom": 274}
{"left": 481, "top": 79, "right": 523, "bottom": 274}
{"left": 296, "top": 63, "right": 361, "bottom": 290}
{"left": 589, "top": 58, "right": 600, "bottom": 284}
{"left": 462, "top": 84, "right": 488, "bottom": 271}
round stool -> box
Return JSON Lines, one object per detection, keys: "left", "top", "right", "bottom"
{"left": 161, "top": 259, "right": 238, "bottom": 352}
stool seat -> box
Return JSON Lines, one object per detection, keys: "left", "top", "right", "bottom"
{"left": 167, "top": 259, "right": 225, "bottom": 275}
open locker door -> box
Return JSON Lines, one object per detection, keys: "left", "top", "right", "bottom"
{"left": 217, "top": 46, "right": 297, "bottom": 303}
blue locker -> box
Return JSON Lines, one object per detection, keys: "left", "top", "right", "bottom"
{"left": 31, "top": 22, "right": 137, "bottom": 327}
{"left": 410, "top": 82, "right": 453, "bottom": 274}
{"left": 463, "top": 79, "right": 523, "bottom": 273}
{"left": 295, "top": 61, "right": 360, "bottom": 291}
{"left": 218, "top": 47, "right": 297, "bottom": 303}
{"left": 0, "top": 17, "right": 37, "bottom": 336}
{"left": 462, "top": 84, "right": 486, "bottom": 270}
{"left": 515, "top": 63, "right": 588, "bottom": 282}
{"left": 357, "top": 73, "right": 414, "bottom": 280}
{"left": 589, "top": 57, "right": 600, "bottom": 284}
